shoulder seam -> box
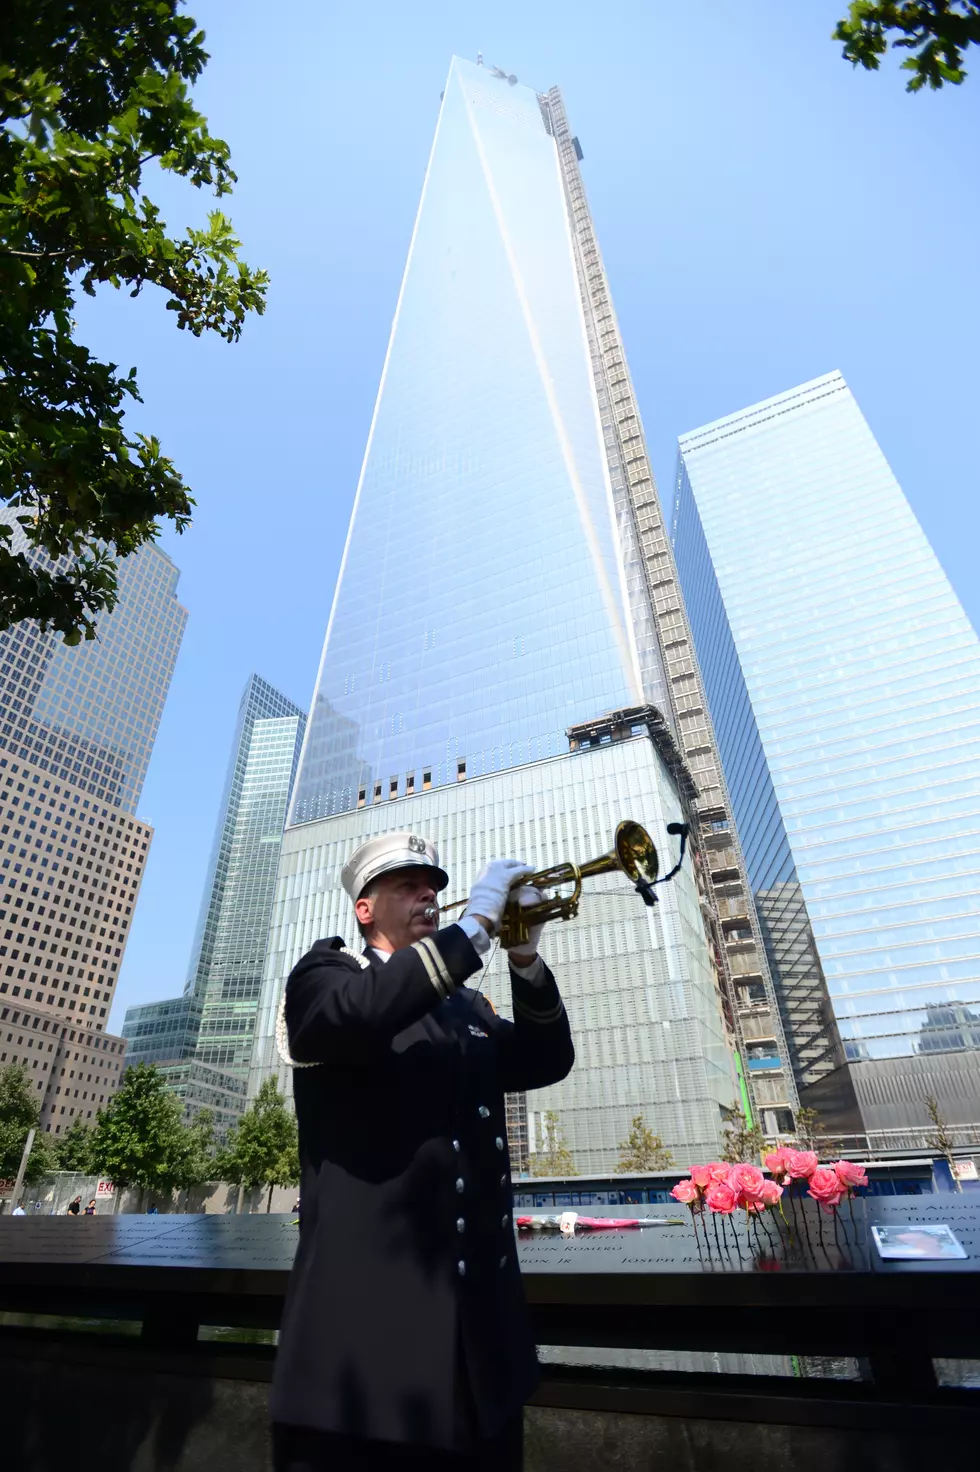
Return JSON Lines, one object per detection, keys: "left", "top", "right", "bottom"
{"left": 278, "top": 943, "right": 371, "bottom": 1067}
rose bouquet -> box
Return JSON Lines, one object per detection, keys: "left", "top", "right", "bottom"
{"left": 671, "top": 1151, "right": 869, "bottom": 1259}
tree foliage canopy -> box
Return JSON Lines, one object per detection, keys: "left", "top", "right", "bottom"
{"left": 0, "top": 1060, "right": 56, "bottom": 1183}
{"left": 90, "top": 1060, "right": 196, "bottom": 1199}
{"left": 0, "top": 0, "right": 267, "bottom": 642}
{"left": 173, "top": 1106, "right": 217, "bottom": 1192}
{"left": 615, "top": 1115, "right": 674, "bottom": 1173}
{"left": 217, "top": 1078, "right": 298, "bottom": 1209}
{"left": 53, "top": 1116, "right": 99, "bottom": 1173}
{"left": 835, "top": 2, "right": 980, "bottom": 90}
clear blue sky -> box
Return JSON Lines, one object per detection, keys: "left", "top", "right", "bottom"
{"left": 94, "top": 0, "right": 980, "bottom": 1029}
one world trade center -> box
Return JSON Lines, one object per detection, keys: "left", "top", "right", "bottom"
{"left": 250, "top": 58, "right": 785, "bottom": 1169}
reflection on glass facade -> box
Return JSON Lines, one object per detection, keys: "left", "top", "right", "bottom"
{"left": 254, "top": 735, "right": 733, "bottom": 1170}
{"left": 156, "top": 1058, "right": 247, "bottom": 1142}
{"left": 673, "top": 373, "right": 980, "bottom": 1120}
{"left": 122, "top": 992, "right": 202, "bottom": 1066}
{"left": 189, "top": 675, "right": 305, "bottom": 1075}
{"left": 0, "top": 513, "right": 187, "bottom": 813}
{"left": 291, "top": 57, "right": 643, "bottom": 825}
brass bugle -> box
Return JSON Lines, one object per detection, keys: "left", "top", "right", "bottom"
{"left": 428, "top": 820, "right": 661, "bottom": 948}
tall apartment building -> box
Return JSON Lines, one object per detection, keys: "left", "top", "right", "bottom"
{"left": 123, "top": 675, "right": 304, "bottom": 1124}
{"left": 673, "top": 372, "right": 980, "bottom": 1136}
{"left": 250, "top": 57, "right": 762, "bottom": 1170}
{"left": 0, "top": 520, "right": 186, "bottom": 1133}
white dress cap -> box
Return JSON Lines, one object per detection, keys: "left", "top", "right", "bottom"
{"left": 341, "top": 831, "right": 449, "bottom": 903}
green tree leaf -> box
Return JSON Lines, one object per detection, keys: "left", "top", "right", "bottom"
{"left": 0, "top": 1, "right": 268, "bottom": 639}
{"left": 834, "top": 1, "right": 980, "bottom": 91}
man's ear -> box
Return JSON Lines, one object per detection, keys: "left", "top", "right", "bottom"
{"left": 354, "top": 894, "right": 375, "bottom": 929}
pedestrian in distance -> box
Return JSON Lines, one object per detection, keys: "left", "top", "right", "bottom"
{"left": 11, "top": 1203, "right": 25, "bottom": 1216}
{"left": 83, "top": 1199, "right": 97, "bottom": 1216}
{"left": 65, "top": 1195, "right": 82, "bottom": 1216}
{"left": 271, "top": 831, "right": 575, "bottom": 1471}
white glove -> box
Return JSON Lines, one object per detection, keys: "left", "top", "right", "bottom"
{"left": 463, "top": 859, "right": 530, "bottom": 935}
{"left": 502, "top": 885, "right": 546, "bottom": 955}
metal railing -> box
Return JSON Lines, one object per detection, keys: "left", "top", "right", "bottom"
{"left": 816, "top": 1125, "right": 980, "bottom": 1156}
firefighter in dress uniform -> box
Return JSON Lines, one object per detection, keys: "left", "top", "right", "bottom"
{"left": 271, "top": 832, "right": 575, "bottom": 1471}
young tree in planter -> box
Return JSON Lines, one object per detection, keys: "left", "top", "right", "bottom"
{"left": 720, "top": 1105, "right": 767, "bottom": 1166}
{"left": 218, "top": 1079, "right": 299, "bottom": 1212}
{"left": 615, "top": 1115, "right": 674, "bottom": 1173}
{"left": 90, "top": 1062, "right": 188, "bottom": 1209}
{"left": 925, "top": 1094, "right": 962, "bottom": 1192}
{"left": 530, "top": 1110, "right": 577, "bottom": 1178}
{"left": 0, "top": 1061, "right": 56, "bottom": 1186}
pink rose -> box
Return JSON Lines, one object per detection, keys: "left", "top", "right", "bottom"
{"left": 705, "top": 1161, "right": 731, "bottom": 1183}
{"left": 689, "top": 1165, "right": 713, "bottom": 1189}
{"left": 833, "top": 1160, "right": 868, "bottom": 1190}
{"left": 785, "top": 1149, "right": 819, "bottom": 1180}
{"left": 704, "top": 1181, "right": 738, "bottom": 1214}
{"left": 759, "top": 1179, "right": 783, "bottom": 1207}
{"left": 727, "top": 1163, "right": 766, "bottom": 1205}
{"left": 807, "top": 1166, "right": 843, "bottom": 1211}
{"left": 764, "top": 1148, "right": 793, "bottom": 1179}
{"left": 671, "top": 1180, "right": 701, "bottom": 1206}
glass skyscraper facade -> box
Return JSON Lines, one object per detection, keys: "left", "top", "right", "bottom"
{"left": 252, "top": 57, "right": 743, "bottom": 1168}
{"left": 674, "top": 372, "right": 980, "bottom": 1132}
{"left": 254, "top": 723, "right": 733, "bottom": 1170}
{"left": 291, "top": 58, "right": 646, "bottom": 825}
{"left": 121, "top": 992, "right": 202, "bottom": 1066}
{"left": 0, "top": 514, "right": 187, "bottom": 813}
{"left": 187, "top": 675, "right": 305, "bottom": 1075}
{"left": 123, "top": 674, "right": 305, "bottom": 1099}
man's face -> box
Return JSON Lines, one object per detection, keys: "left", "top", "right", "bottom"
{"left": 356, "top": 867, "right": 439, "bottom": 952}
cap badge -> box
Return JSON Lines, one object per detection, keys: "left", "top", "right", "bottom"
{"left": 408, "top": 835, "right": 427, "bottom": 854}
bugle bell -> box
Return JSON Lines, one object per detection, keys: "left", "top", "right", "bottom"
{"left": 435, "top": 819, "right": 668, "bottom": 948}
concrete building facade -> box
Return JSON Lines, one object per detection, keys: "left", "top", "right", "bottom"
{"left": 0, "top": 524, "right": 186, "bottom": 1131}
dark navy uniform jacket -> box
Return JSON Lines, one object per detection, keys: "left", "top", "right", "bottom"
{"left": 270, "top": 921, "right": 574, "bottom": 1450}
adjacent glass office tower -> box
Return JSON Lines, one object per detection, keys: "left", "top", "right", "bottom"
{"left": 124, "top": 674, "right": 305, "bottom": 1090}
{"left": 252, "top": 58, "right": 741, "bottom": 1169}
{"left": 188, "top": 675, "right": 306, "bottom": 1075}
{"left": 121, "top": 993, "right": 202, "bottom": 1066}
{"left": 674, "top": 372, "right": 980, "bottom": 1133}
